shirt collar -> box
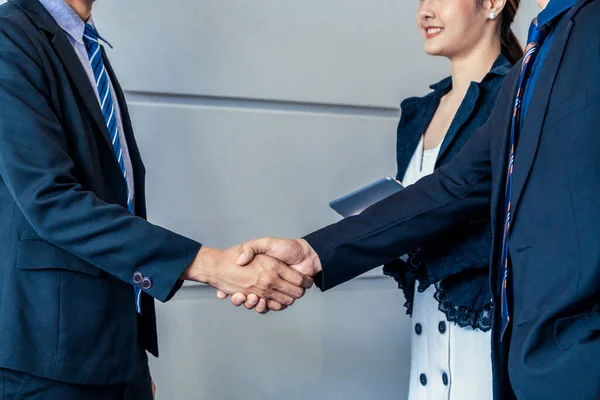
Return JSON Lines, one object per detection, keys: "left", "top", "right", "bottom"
{"left": 487, "top": 54, "right": 512, "bottom": 77}
{"left": 37, "top": 0, "right": 111, "bottom": 47}
{"left": 37, "top": 0, "right": 85, "bottom": 44}
{"left": 428, "top": 54, "right": 511, "bottom": 93}
{"left": 536, "top": 0, "right": 578, "bottom": 26}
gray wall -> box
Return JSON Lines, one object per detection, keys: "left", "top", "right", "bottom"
{"left": 6, "top": 0, "right": 540, "bottom": 398}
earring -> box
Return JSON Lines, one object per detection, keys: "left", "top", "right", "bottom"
{"left": 489, "top": 12, "right": 497, "bottom": 20}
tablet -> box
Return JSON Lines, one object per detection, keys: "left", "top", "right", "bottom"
{"left": 329, "top": 177, "right": 404, "bottom": 217}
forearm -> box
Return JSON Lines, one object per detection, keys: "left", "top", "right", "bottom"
{"left": 306, "top": 180, "right": 489, "bottom": 289}
{"left": 304, "top": 123, "right": 494, "bottom": 291}
{"left": 181, "top": 246, "right": 227, "bottom": 286}
{"left": 13, "top": 180, "right": 202, "bottom": 302}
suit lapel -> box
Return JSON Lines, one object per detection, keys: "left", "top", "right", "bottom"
{"left": 10, "top": 0, "right": 119, "bottom": 165}
{"left": 490, "top": 69, "right": 520, "bottom": 233}
{"left": 488, "top": 66, "right": 520, "bottom": 298}
{"left": 396, "top": 98, "right": 436, "bottom": 179}
{"left": 50, "top": 32, "right": 120, "bottom": 167}
{"left": 397, "top": 127, "right": 424, "bottom": 179}
{"left": 436, "top": 82, "right": 479, "bottom": 163}
{"left": 102, "top": 51, "right": 144, "bottom": 172}
{"left": 510, "top": 18, "right": 574, "bottom": 219}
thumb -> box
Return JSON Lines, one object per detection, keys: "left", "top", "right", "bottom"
{"left": 289, "top": 263, "right": 313, "bottom": 277}
{"left": 236, "top": 237, "right": 276, "bottom": 266}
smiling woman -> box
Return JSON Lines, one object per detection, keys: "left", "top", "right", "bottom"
{"left": 419, "top": 0, "right": 522, "bottom": 64}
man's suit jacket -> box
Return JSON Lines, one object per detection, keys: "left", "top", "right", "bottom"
{"left": 0, "top": 0, "right": 201, "bottom": 385}
{"left": 305, "top": 1, "right": 600, "bottom": 398}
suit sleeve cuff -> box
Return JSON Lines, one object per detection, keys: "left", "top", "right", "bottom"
{"left": 303, "top": 227, "right": 341, "bottom": 292}
{"left": 138, "top": 238, "right": 202, "bottom": 303}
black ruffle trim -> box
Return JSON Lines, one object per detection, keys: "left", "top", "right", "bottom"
{"left": 383, "top": 254, "right": 492, "bottom": 332}
{"left": 433, "top": 283, "right": 492, "bottom": 332}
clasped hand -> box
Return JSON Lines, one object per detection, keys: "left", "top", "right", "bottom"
{"left": 216, "top": 238, "right": 322, "bottom": 314}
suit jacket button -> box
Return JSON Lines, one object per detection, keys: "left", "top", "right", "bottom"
{"left": 420, "top": 373, "right": 427, "bottom": 386}
{"left": 133, "top": 272, "right": 143, "bottom": 284}
{"left": 141, "top": 277, "right": 152, "bottom": 290}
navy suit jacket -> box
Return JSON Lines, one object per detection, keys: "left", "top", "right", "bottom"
{"left": 0, "top": 0, "right": 201, "bottom": 385}
{"left": 305, "top": 1, "right": 600, "bottom": 398}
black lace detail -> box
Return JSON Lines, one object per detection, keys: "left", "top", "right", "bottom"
{"left": 433, "top": 283, "right": 493, "bottom": 332}
{"left": 382, "top": 259, "right": 413, "bottom": 315}
{"left": 383, "top": 252, "right": 493, "bottom": 332}
{"left": 383, "top": 252, "right": 430, "bottom": 316}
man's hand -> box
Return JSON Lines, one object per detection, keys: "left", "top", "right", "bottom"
{"left": 183, "top": 246, "right": 313, "bottom": 309}
{"left": 216, "top": 238, "right": 322, "bottom": 313}
{"left": 237, "top": 238, "right": 321, "bottom": 276}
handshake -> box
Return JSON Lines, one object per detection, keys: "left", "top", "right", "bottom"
{"left": 181, "top": 237, "right": 322, "bottom": 314}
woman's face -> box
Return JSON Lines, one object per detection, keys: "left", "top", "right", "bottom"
{"left": 416, "top": 0, "right": 492, "bottom": 58}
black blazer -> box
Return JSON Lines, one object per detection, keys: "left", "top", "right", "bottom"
{"left": 0, "top": 0, "right": 200, "bottom": 385}
{"left": 305, "top": 1, "right": 600, "bottom": 398}
{"left": 384, "top": 55, "right": 511, "bottom": 331}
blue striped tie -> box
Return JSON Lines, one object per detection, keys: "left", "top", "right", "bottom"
{"left": 83, "top": 23, "right": 142, "bottom": 314}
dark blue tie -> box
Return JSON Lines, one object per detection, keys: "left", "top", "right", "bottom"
{"left": 499, "top": 19, "right": 552, "bottom": 341}
{"left": 83, "top": 24, "right": 142, "bottom": 314}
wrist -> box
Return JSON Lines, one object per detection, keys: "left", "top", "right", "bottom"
{"left": 181, "top": 246, "right": 223, "bottom": 285}
{"left": 299, "top": 239, "right": 322, "bottom": 275}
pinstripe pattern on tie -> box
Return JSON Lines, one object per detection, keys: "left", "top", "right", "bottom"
{"left": 83, "top": 23, "right": 142, "bottom": 314}
{"left": 499, "top": 19, "right": 552, "bottom": 341}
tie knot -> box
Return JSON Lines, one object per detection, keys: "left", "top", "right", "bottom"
{"left": 83, "top": 23, "right": 99, "bottom": 47}
{"left": 527, "top": 19, "right": 553, "bottom": 46}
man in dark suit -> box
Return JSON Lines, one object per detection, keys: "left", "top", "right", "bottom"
{"left": 0, "top": 0, "right": 312, "bottom": 398}
{"left": 228, "top": 0, "right": 600, "bottom": 398}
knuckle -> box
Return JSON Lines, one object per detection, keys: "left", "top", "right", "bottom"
{"left": 257, "top": 274, "right": 270, "bottom": 288}
{"left": 265, "top": 271, "right": 278, "bottom": 285}
{"left": 265, "top": 261, "right": 277, "bottom": 272}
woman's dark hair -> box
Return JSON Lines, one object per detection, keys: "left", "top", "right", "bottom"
{"left": 480, "top": 0, "right": 523, "bottom": 64}
{"left": 500, "top": 0, "right": 523, "bottom": 64}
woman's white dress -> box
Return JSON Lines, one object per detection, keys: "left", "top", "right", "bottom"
{"left": 403, "top": 137, "right": 493, "bottom": 400}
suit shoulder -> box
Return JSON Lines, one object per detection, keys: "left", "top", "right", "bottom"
{"left": 0, "top": 2, "right": 40, "bottom": 44}
{"left": 583, "top": 0, "right": 600, "bottom": 14}
{"left": 574, "top": 0, "right": 600, "bottom": 28}
{"left": 0, "top": 1, "right": 32, "bottom": 27}
{"left": 0, "top": 8, "right": 44, "bottom": 65}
